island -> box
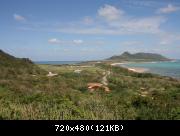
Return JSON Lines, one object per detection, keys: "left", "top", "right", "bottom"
{"left": 106, "top": 51, "right": 171, "bottom": 62}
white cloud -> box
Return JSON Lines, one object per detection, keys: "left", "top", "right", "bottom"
{"left": 109, "top": 16, "right": 166, "bottom": 34}
{"left": 83, "top": 16, "right": 94, "bottom": 25}
{"left": 58, "top": 15, "right": 165, "bottom": 35}
{"left": 157, "top": 4, "right": 180, "bottom": 14}
{"left": 73, "top": 40, "right": 83, "bottom": 44}
{"left": 18, "top": 4, "right": 168, "bottom": 36}
{"left": 121, "top": 0, "right": 160, "bottom": 8}
{"left": 48, "top": 38, "right": 83, "bottom": 45}
{"left": 48, "top": 38, "right": 105, "bottom": 46}
{"left": 48, "top": 38, "right": 61, "bottom": 44}
{"left": 98, "top": 4, "right": 124, "bottom": 21}
{"left": 56, "top": 5, "right": 166, "bottom": 35}
{"left": 13, "top": 14, "right": 26, "bottom": 22}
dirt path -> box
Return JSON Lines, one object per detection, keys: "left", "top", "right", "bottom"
{"left": 101, "top": 71, "right": 110, "bottom": 85}
{"left": 87, "top": 70, "right": 111, "bottom": 92}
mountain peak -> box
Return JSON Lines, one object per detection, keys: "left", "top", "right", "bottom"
{"left": 121, "top": 51, "right": 131, "bottom": 56}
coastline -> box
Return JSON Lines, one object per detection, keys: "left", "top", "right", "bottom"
{"left": 111, "top": 62, "right": 149, "bottom": 73}
{"left": 127, "top": 67, "right": 149, "bottom": 73}
{"left": 110, "top": 61, "right": 180, "bottom": 79}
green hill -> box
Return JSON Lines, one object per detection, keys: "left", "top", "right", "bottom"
{"left": 0, "top": 49, "right": 46, "bottom": 78}
{"left": 107, "top": 51, "right": 171, "bottom": 61}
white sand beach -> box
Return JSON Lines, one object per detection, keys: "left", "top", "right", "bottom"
{"left": 110, "top": 63, "right": 125, "bottom": 66}
{"left": 111, "top": 62, "right": 149, "bottom": 73}
{"left": 127, "top": 67, "right": 149, "bottom": 73}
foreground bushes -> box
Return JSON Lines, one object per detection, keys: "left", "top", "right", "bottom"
{"left": 0, "top": 63, "right": 180, "bottom": 120}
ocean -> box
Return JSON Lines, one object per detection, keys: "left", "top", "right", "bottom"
{"left": 35, "top": 61, "right": 83, "bottom": 65}
{"left": 122, "top": 60, "right": 180, "bottom": 79}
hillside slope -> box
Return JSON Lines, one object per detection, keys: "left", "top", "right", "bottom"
{"left": 0, "top": 49, "right": 46, "bottom": 78}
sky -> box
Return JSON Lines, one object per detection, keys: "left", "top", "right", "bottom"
{"left": 0, "top": 0, "right": 180, "bottom": 61}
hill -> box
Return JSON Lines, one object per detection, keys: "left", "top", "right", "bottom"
{"left": 0, "top": 49, "right": 46, "bottom": 78}
{"left": 107, "top": 51, "right": 171, "bottom": 61}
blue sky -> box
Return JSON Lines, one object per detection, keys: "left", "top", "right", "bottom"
{"left": 0, "top": 0, "right": 180, "bottom": 61}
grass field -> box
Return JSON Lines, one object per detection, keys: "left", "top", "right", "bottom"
{"left": 0, "top": 63, "right": 180, "bottom": 120}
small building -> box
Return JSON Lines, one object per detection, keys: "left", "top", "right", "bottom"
{"left": 74, "top": 69, "right": 82, "bottom": 74}
{"left": 47, "top": 72, "right": 58, "bottom": 77}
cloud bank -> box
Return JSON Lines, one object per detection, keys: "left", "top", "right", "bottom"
{"left": 13, "top": 14, "right": 26, "bottom": 22}
{"left": 157, "top": 4, "right": 180, "bottom": 14}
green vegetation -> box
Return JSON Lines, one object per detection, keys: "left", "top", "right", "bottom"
{"left": 0, "top": 50, "right": 46, "bottom": 79}
{"left": 0, "top": 50, "right": 180, "bottom": 120}
{"left": 107, "top": 51, "right": 171, "bottom": 61}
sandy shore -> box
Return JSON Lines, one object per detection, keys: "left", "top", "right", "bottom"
{"left": 110, "top": 63, "right": 125, "bottom": 66}
{"left": 111, "top": 62, "right": 149, "bottom": 73}
{"left": 127, "top": 67, "right": 149, "bottom": 73}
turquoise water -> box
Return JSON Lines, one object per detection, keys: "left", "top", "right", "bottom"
{"left": 35, "top": 61, "right": 83, "bottom": 65}
{"left": 122, "top": 60, "right": 180, "bottom": 79}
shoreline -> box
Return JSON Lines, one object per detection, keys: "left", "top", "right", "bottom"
{"left": 110, "top": 61, "right": 180, "bottom": 79}
{"left": 110, "top": 60, "right": 178, "bottom": 66}
{"left": 127, "top": 67, "right": 149, "bottom": 73}
{"left": 111, "top": 62, "right": 149, "bottom": 73}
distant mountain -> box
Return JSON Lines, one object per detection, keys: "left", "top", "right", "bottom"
{"left": 0, "top": 49, "right": 46, "bottom": 78}
{"left": 107, "top": 51, "right": 171, "bottom": 61}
